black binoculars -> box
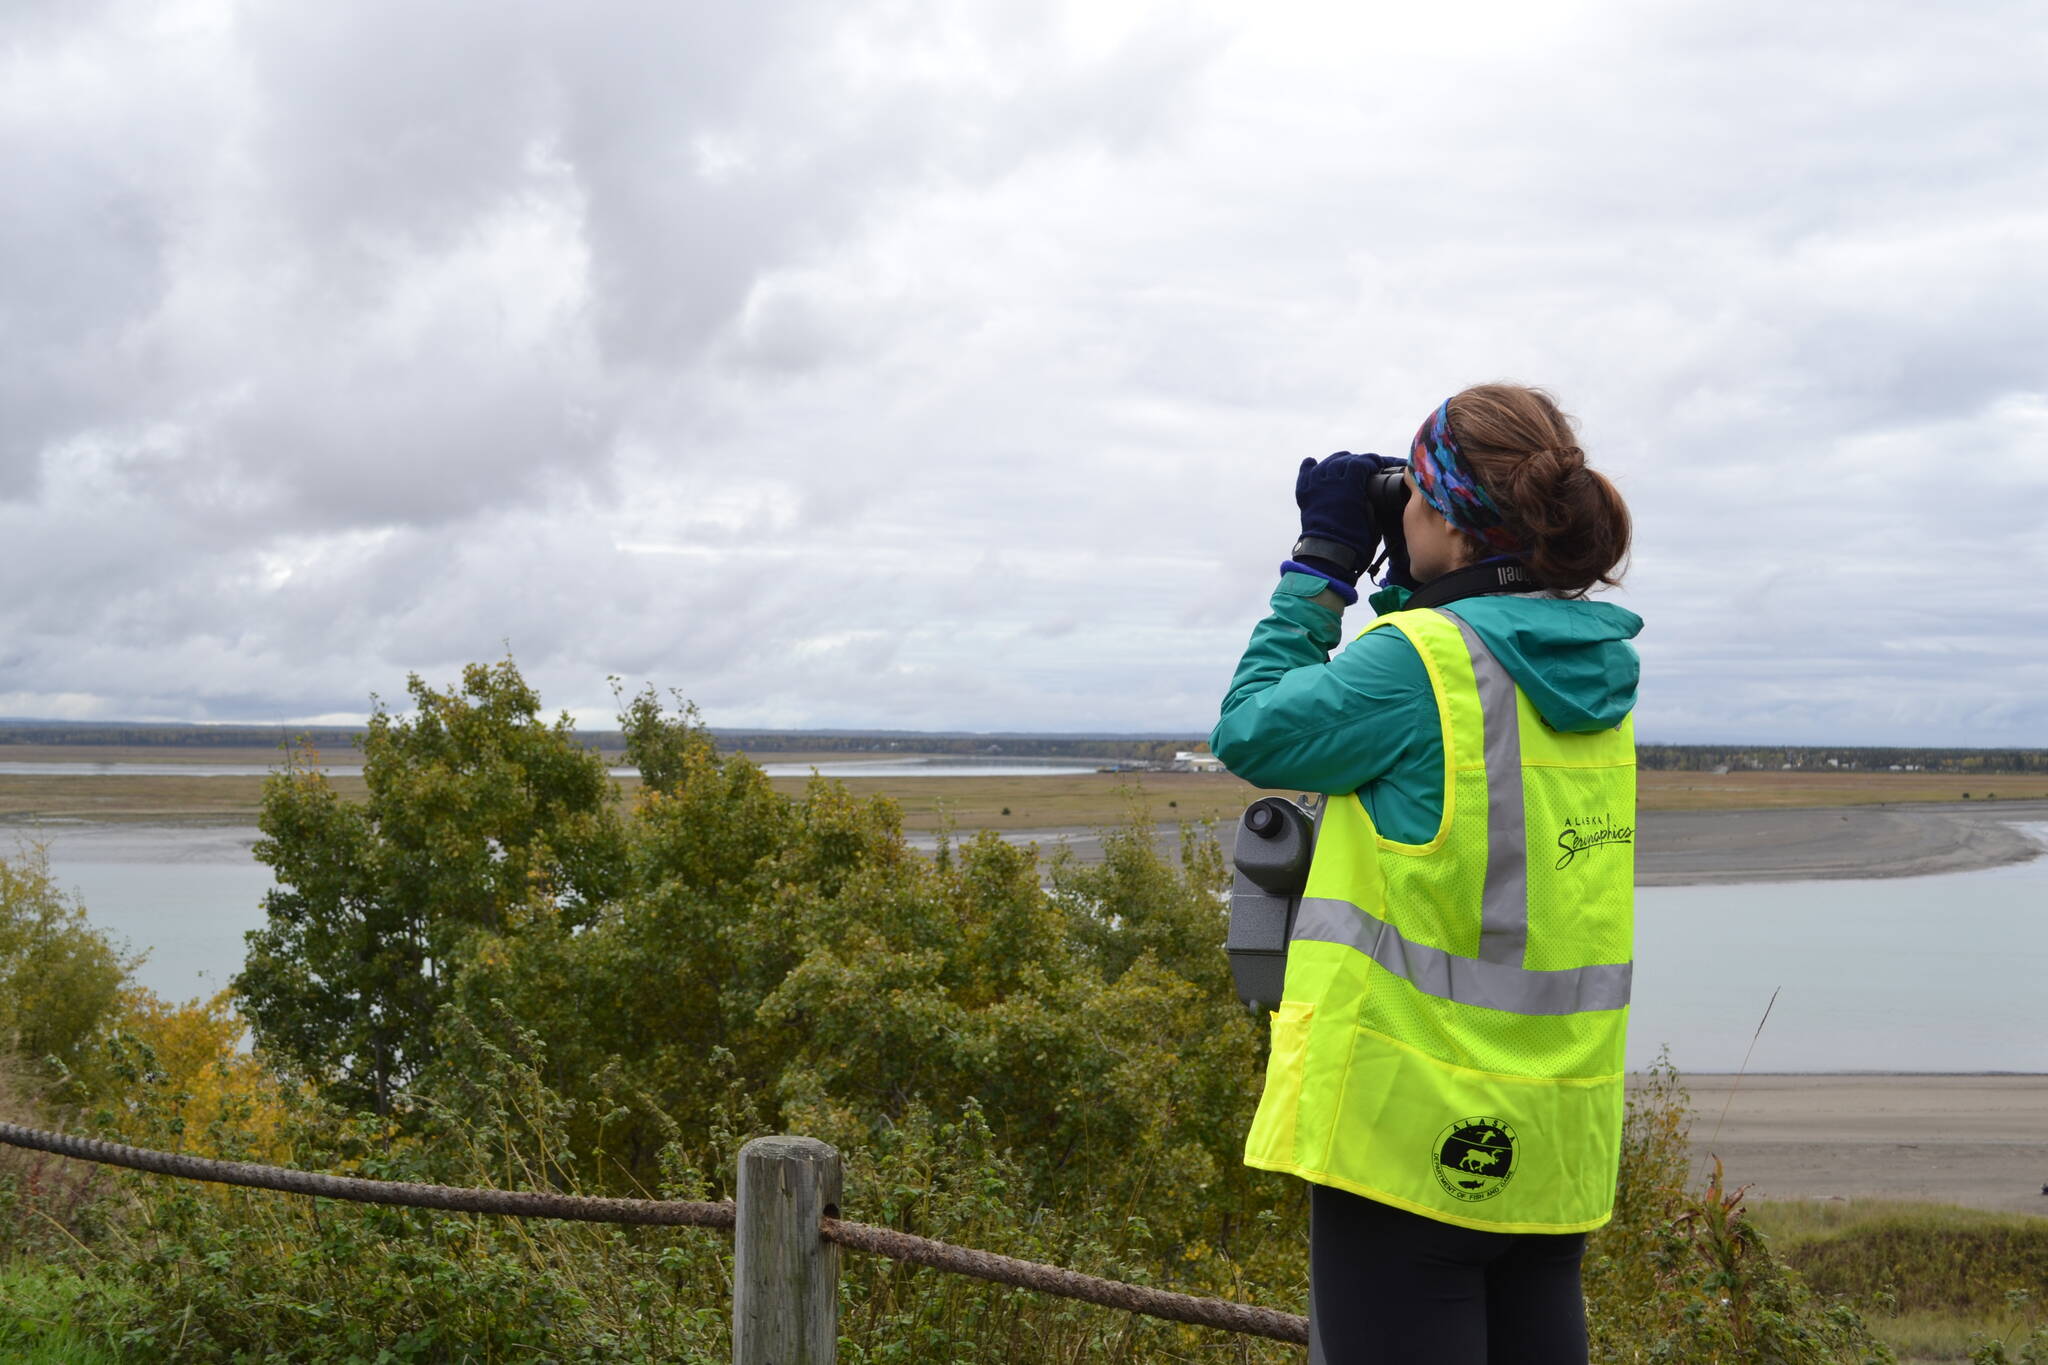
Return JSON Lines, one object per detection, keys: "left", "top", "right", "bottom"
{"left": 1358, "top": 464, "right": 1413, "bottom": 580}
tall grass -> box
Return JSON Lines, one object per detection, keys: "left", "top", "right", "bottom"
{"left": 0, "top": 1263, "right": 130, "bottom": 1364}
{"left": 1748, "top": 1200, "right": 2048, "bottom": 1363}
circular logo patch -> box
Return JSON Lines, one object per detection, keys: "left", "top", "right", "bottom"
{"left": 1432, "top": 1117, "right": 1517, "bottom": 1202}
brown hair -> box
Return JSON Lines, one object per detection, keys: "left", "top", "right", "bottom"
{"left": 1444, "top": 383, "right": 1630, "bottom": 597}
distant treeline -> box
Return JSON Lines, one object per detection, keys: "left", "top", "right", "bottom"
{"left": 4, "top": 722, "right": 2043, "bottom": 773}
{"left": 707, "top": 731, "right": 1200, "bottom": 762}
{"left": 1636, "top": 745, "right": 2048, "bottom": 774}
{"left": 0, "top": 721, "right": 370, "bottom": 751}
{"left": 0, "top": 721, "right": 1200, "bottom": 764}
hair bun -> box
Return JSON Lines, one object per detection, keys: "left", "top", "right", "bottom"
{"left": 1516, "top": 445, "right": 1586, "bottom": 495}
{"left": 1444, "top": 383, "right": 1630, "bottom": 595}
{"left": 1507, "top": 445, "right": 1584, "bottom": 501}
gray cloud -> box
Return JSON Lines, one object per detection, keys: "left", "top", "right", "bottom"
{"left": 1, "top": 0, "right": 2043, "bottom": 744}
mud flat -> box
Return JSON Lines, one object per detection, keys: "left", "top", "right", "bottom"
{"left": 1674, "top": 1074, "right": 2048, "bottom": 1217}
{"left": 1635, "top": 798, "right": 2048, "bottom": 885}
{"left": 965, "top": 798, "right": 2048, "bottom": 882}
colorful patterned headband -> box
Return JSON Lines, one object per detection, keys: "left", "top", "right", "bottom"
{"left": 1408, "top": 399, "right": 1522, "bottom": 556}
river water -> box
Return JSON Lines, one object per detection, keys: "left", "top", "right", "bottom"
{"left": 17, "top": 821, "right": 2047, "bottom": 1074}
{"left": 0, "top": 757, "right": 1108, "bottom": 779}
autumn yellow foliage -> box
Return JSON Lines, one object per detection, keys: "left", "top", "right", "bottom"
{"left": 108, "top": 988, "right": 292, "bottom": 1163}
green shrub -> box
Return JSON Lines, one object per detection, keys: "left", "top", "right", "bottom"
{"left": 31, "top": 1022, "right": 1896, "bottom": 1363}
{"left": 0, "top": 846, "right": 135, "bottom": 1106}
{"left": 1585, "top": 1060, "right": 1893, "bottom": 1363}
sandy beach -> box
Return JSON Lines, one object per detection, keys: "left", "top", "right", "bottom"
{"left": 1673, "top": 1074, "right": 2048, "bottom": 1217}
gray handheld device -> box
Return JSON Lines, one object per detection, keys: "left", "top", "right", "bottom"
{"left": 1226, "top": 795, "right": 1321, "bottom": 1012}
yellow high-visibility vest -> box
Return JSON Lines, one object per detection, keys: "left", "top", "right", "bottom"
{"left": 1243, "top": 605, "right": 1636, "bottom": 1233}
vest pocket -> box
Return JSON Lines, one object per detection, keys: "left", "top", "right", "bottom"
{"left": 1244, "top": 1001, "right": 1316, "bottom": 1169}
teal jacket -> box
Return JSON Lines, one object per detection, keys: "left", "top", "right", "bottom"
{"left": 1211, "top": 573, "right": 1643, "bottom": 844}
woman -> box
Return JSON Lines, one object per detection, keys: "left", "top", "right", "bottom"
{"left": 1211, "top": 384, "right": 1639, "bottom": 1364}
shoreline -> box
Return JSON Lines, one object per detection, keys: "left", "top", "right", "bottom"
{"left": 19, "top": 798, "right": 2048, "bottom": 885}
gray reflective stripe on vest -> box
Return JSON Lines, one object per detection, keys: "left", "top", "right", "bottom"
{"left": 1289, "top": 606, "right": 1632, "bottom": 1016}
{"left": 1291, "top": 896, "right": 1632, "bottom": 1014}
{"left": 1438, "top": 607, "right": 1529, "bottom": 967}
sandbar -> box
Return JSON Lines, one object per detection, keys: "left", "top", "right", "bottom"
{"left": 1636, "top": 799, "right": 2048, "bottom": 885}
{"left": 1670, "top": 1074, "right": 2048, "bottom": 1216}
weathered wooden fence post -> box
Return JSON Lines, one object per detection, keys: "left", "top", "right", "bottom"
{"left": 733, "top": 1135, "right": 841, "bottom": 1365}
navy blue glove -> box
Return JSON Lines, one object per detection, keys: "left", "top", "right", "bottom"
{"left": 1294, "top": 451, "right": 1402, "bottom": 584}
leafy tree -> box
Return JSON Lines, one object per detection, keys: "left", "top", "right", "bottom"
{"left": 0, "top": 845, "right": 134, "bottom": 1105}
{"left": 445, "top": 690, "right": 1269, "bottom": 1240}
{"left": 234, "top": 658, "right": 627, "bottom": 1113}
{"left": 443, "top": 684, "right": 803, "bottom": 1169}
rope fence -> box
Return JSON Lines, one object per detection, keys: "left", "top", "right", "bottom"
{"left": 0, "top": 1121, "right": 734, "bottom": 1229}
{"left": 821, "top": 1218, "right": 1305, "bottom": 1342}
{"left": 0, "top": 1121, "right": 1309, "bottom": 1352}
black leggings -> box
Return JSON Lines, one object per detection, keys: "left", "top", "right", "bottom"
{"left": 1309, "top": 1184, "right": 1589, "bottom": 1365}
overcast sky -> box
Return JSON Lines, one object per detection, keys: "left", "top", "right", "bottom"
{"left": 3, "top": 0, "right": 2044, "bottom": 744}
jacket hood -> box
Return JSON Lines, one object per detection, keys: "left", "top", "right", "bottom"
{"left": 1436, "top": 595, "right": 1643, "bottom": 734}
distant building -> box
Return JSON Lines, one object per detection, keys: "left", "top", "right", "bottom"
{"left": 1172, "top": 750, "right": 1226, "bottom": 773}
